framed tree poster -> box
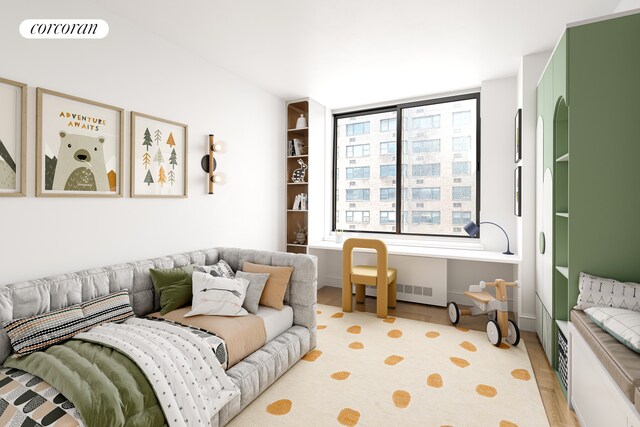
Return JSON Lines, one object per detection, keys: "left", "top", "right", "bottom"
{"left": 131, "top": 112, "right": 188, "bottom": 198}
{"left": 0, "top": 77, "right": 27, "bottom": 197}
{"left": 36, "top": 88, "right": 124, "bottom": 197}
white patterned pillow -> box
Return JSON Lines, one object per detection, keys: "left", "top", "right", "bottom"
{"left": 185, "top": 272, "right": 249, "bottom": 317}
{"left": 576, "top": 272, "right": 640, "bottom": 312}
{"left": 194, "top": 260, "right": 235, "bottom": 278}
{"left": 585, "top": 307, "right": 640, "bottom": 353}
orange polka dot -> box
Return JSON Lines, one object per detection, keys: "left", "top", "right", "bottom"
{"left": 425, "top": 331, "right": 440, "bottom": 338}
{"left": 337, "top": 408, "right": 360, "bottom": 426}
{"left": 449, "top": 357, "right": 470, "bottom": 368}
{"left": 348, "top": 341, "right": 364, "bottom": 350}
{"left": 476, "top": 384, "right": 497, "bottom": 397}
{"left": 331, "top": 371, "right": 351, "bottom": 380}
{"left": 266, "top": 399, "right": 292, "bottom": 415}
{"left": 302, "top": 349, "right": 322, "bottom": 362}
{"left": 347, "top": 325, "right": 361, "bottom": 334}
{"left": 317, "top": 310, "right": 322, "bottom": 314}
{"left": 384, "top": 355, "right": 404, "bottom": 366}
{"left": 383, "top": 317, "right": 396, "bottom": 323}
{"left": 331, "top": 312, "right": 344, "bottom": 318}
{"left": 459, "top": 341, "right": 477, "bottom": 352}
{"left": 511, "top": 369, "right": 531, "bottom": 381}
{"left": 498, "top": 342, "right": 510, "bottom": 349}
{"left": 455, "top": 326, "right": 469, "bottom": 332}
{"left": 392, "top": 390, "right": 411, "bottom": 408}
{"left": 426, "top": 373, "right": 443, "bottom": 388}
{"left": 318, "top": 325, "right": 327, "bottom": 330}
{"left": 499, "top": 421, "right": 518, "bottom": 427}
{"left": 387, "top": 329, "right": 403, "bottom": 338}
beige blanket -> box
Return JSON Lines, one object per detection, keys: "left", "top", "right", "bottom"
{"left": 147, "top": 307, "right": 267, "bottom": 368}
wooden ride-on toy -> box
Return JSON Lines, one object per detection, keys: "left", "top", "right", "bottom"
{"left": 447, "top": 279, "right": 520, "bottom": 347}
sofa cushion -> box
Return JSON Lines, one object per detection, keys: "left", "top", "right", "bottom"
{"left": 235, "top": 271, "right": 269, "bottom": 315}
{"left": 576, "top": 272, "right": 640, "bottom": 311}
{"left": 242, "top": 262, "right": 293, "bottom": 310}
{"left": 149, "top": 264, "right": 195, "bottom": 315}
{"left": 186, "top": 273, "right": 249, "bottom": 317}
{"left": 571, "top": 310, "right": 640, "bottom": 406}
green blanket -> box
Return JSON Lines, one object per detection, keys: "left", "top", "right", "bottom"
{"left": 4, "top": 339, "right": 166, "bottom": 427}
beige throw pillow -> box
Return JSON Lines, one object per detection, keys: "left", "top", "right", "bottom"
{"left": 242, "top": 262, "right": 293, "bottom": 310}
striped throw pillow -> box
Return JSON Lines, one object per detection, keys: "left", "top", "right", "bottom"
{"left": 4, "top": 290, "right": 135, "bottom": 356}
{"left": 4, "top": 305, "right": 86, "bottom": 356}
{"left": 82, "top": 290, "right": 134, "bottom": 328}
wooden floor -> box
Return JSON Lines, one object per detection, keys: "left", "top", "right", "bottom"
{"left": 318, "top": 286, "right": 579, "bottom": 427}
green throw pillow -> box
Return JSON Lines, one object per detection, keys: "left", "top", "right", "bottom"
{"left": 149, "top": 264, "right": 195, "bottom": 314}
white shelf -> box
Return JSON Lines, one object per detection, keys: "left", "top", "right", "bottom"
{"left": 556, "top": 266, "right": 569, "bottom": 278}
{"left": 287, "top": 127, "right": 308, "bottom": 132}
{"left": 556, "top": 212, "right": 569, "bottom": 218}
{"left": 308, "top": 240, "right": 521, "bottom": 264}
{"left": 556, "top": 320, "right": 569, "bottom": 337}
{"left": 287, "top": 182, "right": 308, "bottom": 185}
{"left": 556, "top": 153, "right": 569, "bottom": 162}
{"left": 287, "top": 154, "right": 309, "bottom": 159}
{"left": 286, "top": 243, "right": 307, "bottom": 247}
{"left": 287, "top": 209, "right": 308, "bottom": 212}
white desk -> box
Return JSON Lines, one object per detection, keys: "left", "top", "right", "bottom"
{"left": 308, "top": 240, "right": 521, "bottom": 264}
{"left": 308, "top": 240, "right": 521, "bottom": 307}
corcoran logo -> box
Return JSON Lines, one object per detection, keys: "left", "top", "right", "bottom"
{"left": 19, "top": 19, "right": 109, "bottom": 39}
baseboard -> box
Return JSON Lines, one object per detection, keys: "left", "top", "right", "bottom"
{"left": 517, "top": 314, "right": 536, "bottom": 332}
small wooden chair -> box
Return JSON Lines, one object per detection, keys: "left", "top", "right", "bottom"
{"left": 342, "top": 238, "right": 397, "bottom": 318}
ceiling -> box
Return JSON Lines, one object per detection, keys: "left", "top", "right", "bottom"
{"left": 91, "top": 0, "right": 620, "bottom": 109}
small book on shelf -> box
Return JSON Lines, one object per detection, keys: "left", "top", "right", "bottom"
{"left": 293, "top": 139, "right": 306, "bottom": 156}
{"left": 288, "top": 140, "right": 295, "bottom": 156}
{"left": 292, "top": 194, "right": 301, "bottom": 210}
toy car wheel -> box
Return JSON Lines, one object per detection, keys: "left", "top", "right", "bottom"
{"left": 447, "top": 302, "right": 460, "bottom": 325}
{"left": 486, "top": 320, "right": 502, "bottom": 346}
{"left": 487, "top": 311, "right": 496, "bottom": 321}
{"left": 507, "top": 319, "right": 520, "bottom": 346}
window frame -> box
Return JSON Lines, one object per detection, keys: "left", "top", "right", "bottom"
{"left": 332, "top": 92, "right": 481, "bottom": 238}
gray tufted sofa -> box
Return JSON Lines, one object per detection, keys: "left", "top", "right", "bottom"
{"left": 0, "top": 247, "right": 318, "bottom": 426}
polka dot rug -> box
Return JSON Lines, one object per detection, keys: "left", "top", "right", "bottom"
{"left": 227, "top": 304, "right": 549, "bottom": 427}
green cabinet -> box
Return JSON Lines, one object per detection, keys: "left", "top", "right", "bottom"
{"left": 536, "top": 11, "right": 640, "bottom": 393}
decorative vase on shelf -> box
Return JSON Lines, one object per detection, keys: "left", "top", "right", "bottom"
{"left": 295, "top": 114, "right": 307, "bottom": 129}
{"left": 335, "top": 230, "right": 344, "bottom": 244}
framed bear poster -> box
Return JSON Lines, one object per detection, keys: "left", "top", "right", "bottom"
{"left": 0, "top": 77, "right": 27, "bottom": 197}
{"left": 131, "top": 112, "right": 188, "bottom": 198}
{"left": 36, "top": 88, "right": 124, "bottom": 197}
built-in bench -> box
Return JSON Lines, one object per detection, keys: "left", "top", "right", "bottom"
{"left": 570, "top": 310, "right": 640, "bottom": 426}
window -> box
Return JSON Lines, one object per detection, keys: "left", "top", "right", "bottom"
{"left": 346, "top": 189, "right": 370, "bottom": 201}
{"left": 346, "top": 122, "right": 370, "bottom": 136}
{"left": 452, "top": 211, "right": 472, "bottom": 225}
{"left": 334, "top": 93, "right": 479, "bottom": 236}
{"left": 412, "top": 163, "right": 440, "bottom": 177}
{"left": 380, "top": 141, "right": 395, "bottom": 155}
{"left": 412, "top": 139, "right": 440, "bottom": 153}
{"left": 412, "top": 187, "right": 440, "bottom": 200}
{"left": 380, "top": 164, "right": 395, "bottom": 178}
{"left": 452, "top": 161, "right": 471, "bottom": 176}
{"left": 412, "top": 115, "right": 440, "bottom": 129}
{"left": 452, "top": 136, "right": 471, "bottom": 151}
{"left": 346, "top": 144, "right": 370, "bottom": 158}
{"left": 452, "top": 111, "right": 471, "bottom": 126}
{"left": 452, "top": 186, "right": 472, "bottom": 200}
{"left": 380, "top": 211, "right": 396, "bottom": 224}
{"left": 346, "top": 211, "right": 370, "bottom": 223}
{"left": 412, "top": 211, "right": 441, "bottom": 225}
{"left": 346, "top": 167, "right": 370, "bottom": 179}
{"left": 380, "top": 118, "right": 396, "bottom": 132}
{"left": 380, "top": 187, "right": 396, "bottom": 201}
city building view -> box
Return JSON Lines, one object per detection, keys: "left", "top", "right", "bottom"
{"left": 334, "top": 95, "right": 478, "bottom": 236}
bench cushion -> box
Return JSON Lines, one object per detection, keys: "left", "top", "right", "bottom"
{"left": 571, "top": 309, "right": 640, "bottom": 409}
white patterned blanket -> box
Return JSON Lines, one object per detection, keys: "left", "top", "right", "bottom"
{"left": 75, "top": 318, "right": 239, "bottom": 427}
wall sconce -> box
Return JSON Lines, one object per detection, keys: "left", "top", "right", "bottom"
{"left": 200, "top": 134, "right": 222, "bottom": 194}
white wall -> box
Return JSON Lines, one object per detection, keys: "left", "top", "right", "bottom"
{"left": 517, "top": 51, "right": 551, "bottom": 331}
{"left": 0, "top": 0, "right": 284, "bottom": 284}
{"left": 615, "top": 0, "right": 640, "bottom": 12}
{"left": 315, "top": 76, "right": 520, "bottom": 311}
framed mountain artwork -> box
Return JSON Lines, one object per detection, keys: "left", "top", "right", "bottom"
{"left": 131, "top": 112, "right": 188, "bottom": 198}
{"left": 36, "top": 88, "right": 124, "bottom": 197}
{"left": 0, "top": 77, "right": 27, "bottom": 197}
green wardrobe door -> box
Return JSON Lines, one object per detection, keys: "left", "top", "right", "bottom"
{"left": 567, "top": 13, "right": 640, "bottom": 310}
